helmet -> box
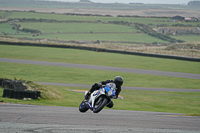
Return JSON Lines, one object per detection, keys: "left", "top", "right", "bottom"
{"left": 114, "top": 76, "right": 123, "bottom": 86}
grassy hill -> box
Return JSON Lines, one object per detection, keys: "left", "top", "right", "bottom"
{"left": 0, "top": 0, "right": 200, "bottom": 115}
{"left": 0, "top": 45, "right": 200, "bottom": 115}
{"left": 0, "top": 10, "right": 200, "bottom": 57}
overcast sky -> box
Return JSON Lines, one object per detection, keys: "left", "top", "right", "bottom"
{"left": 49, "top": 0, "right": 192, "bottom": 4}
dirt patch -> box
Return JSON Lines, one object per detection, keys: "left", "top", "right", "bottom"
{"left": 1, "top": 7, "right": 200, "bottom": 17}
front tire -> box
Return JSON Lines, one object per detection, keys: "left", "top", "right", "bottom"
{"left": 79, "top": 101, "right": 89, "bottom": 113}
{"left": 93, "top": 97, "right": 108, "bottom": 113}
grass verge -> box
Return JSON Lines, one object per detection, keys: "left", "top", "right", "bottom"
{"left": 0, "top": 62, "right": 200, "bottom": 89}
{"left": 0, "top": 83, "right": 200, "bottom": 116}
{"left": 0, "top": 45, "right": 200, "bottom": 74}
{"left": 0, "top": 44, "right": 199, "bottom": 115}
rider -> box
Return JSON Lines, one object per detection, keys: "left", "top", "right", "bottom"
{"left": 85, "top": 76, "right": 123, "bottom": 108}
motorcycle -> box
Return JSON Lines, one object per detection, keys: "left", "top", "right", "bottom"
{"left": 79, "top": 83, "right": 116, "bottom": 113}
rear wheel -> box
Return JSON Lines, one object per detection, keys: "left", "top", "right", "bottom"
{"left": 93, "top": 96, "right": 108, "bottom": 113}
{"left": 79, "top": 100, "right": 89, "bottom": 113}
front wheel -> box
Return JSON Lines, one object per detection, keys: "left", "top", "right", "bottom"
{"left": 79, "top": 100, "right": 89, "bottom": 113}
{"left": 93, "top": 96, "right": 108, "bottom": 113}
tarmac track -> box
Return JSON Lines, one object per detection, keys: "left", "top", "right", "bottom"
{"left": 1, "top": 58, "right": 200, "bottom": 132}
{"left": 0, "top": 103, "right": 200, "bottom": 133}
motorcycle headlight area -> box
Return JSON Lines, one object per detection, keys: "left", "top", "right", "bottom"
{"left": 108, "top": 90, "right": 113, "bottom": 96}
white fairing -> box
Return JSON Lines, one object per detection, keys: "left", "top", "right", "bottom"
{"left": 86, "top": 88, "right": 106, "bottom": 108}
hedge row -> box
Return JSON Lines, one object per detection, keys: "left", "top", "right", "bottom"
{"left": 117, "top": 15, "right": 169, "bottom": 19}
{"left": 135, "top": 23, "right": 185, "bottom": 43}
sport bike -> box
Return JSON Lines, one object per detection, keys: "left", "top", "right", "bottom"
{"left": 79, "top": 83, "right": 116, "bottom": 113}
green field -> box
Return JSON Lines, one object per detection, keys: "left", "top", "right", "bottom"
{"left": 6, "top": 11, "right": 170, "bottom": 25}
{"left": 0, "top": 23, "right": 26, "bottom": 34}
{"left": 1, "top": 11, "right": 200, "bottom": 44}
{"left": 0, "top": 44, "right": 200, "bottom": 115}
{"left": 18, "top": 22, "right": 139, "bottom": 33}
{"left": 170, "top": 35, "right": 200, "bottom": 42}
{"left": 0, "top": 85, "right": 200, "bottom": 115}
{"left": 5, "top": 11, "right": 200, "bottom": 26}
{"left": 0, "top": 19, "right": 170, "bottom": 43}
{"left": 0, "top": 45, "right": 199, "bottom": 74}
{"left": 1, "top": 61, "right": 200, "bottom": 89}
{"left": 0, "top": 23, "right": 16, "bottom": 33}
{"left": 0, "top": 7, "right": 200, "bottom": 115}
{"left": 0, "top": 21, "right": 168, "bottom": 43}
{"left": 6, "top": 11, "right": 122, "bottom": 22}
{"left": 8, "top": 33, "right": 168, "bottom": 43}
{"left": 0, "top": 10, "right": 8, "bottom": 17}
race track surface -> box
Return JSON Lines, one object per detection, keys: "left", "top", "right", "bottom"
{"left": 0, "top": 103, "right": 200, "bottom": 133}
{"left": 1, "top": 58, "right": 200, "bottom": 132}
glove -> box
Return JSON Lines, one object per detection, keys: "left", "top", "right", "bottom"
{"left": 84, "top": 92, "right": 91, "bottom": 99}
{"left": 94, "top": 83, "right": 102, "bottom": 88}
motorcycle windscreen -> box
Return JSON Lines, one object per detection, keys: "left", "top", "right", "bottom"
{"left": 104, "top": 84, "right": 116, "bottom": 96}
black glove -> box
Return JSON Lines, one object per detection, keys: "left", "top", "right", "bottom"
{"left": 84, "top": 92, "right": 91, "bottom": 99}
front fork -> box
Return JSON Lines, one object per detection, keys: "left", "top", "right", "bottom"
{"left": 86, "top": 95, "right": 104, "bottom": 110}
{"left": 95, "top": 96, "right": 103, "bottom": 105}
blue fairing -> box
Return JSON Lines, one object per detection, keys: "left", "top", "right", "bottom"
{"left": 104, "top": 84, "right": 116, "bottom": 96}
{"left": 86, "top": 102, "right": 93, "bottom": 109}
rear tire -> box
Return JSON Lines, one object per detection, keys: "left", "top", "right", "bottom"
{"left": 79, "top": 101, "right": 89, "bottom": 113}
{"left": 93, "top": 97, "right": 108, "bottom": 113}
